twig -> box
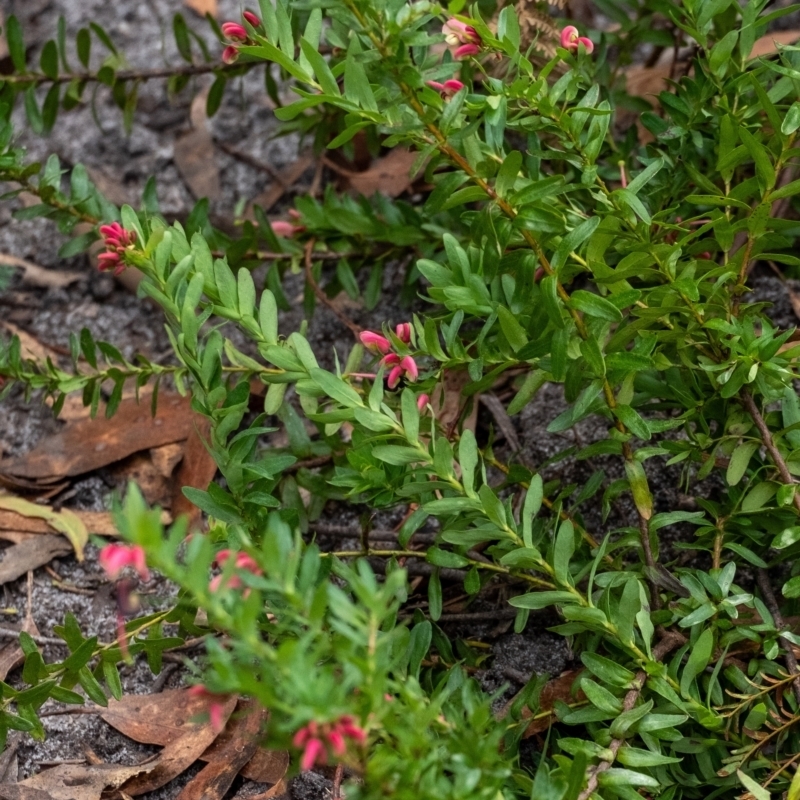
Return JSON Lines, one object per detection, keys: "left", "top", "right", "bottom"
{"left": 212, "top": 138, "right": 288, "bottom": 187}
{"left": 436, "top": 608, "right": 519, "bottom": 622}
{"left": 740, "top": 389, "right": 800, "bottom": 514}
{"left": 757, "top": 568, "right": 800, "bottom": 704}
{"left": 332, "top": 763, "right": 345, "bottom": 800}
{"left": 303, "top": 239, "right": 362, "bottom": 339}
{"left": 0, "top": 627, "right": 67, "bottom": 646}
{"left": 576, "top": 632, "right": 685, "bottom": 800}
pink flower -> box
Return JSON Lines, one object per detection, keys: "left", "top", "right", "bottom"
{"left": 99, "top": 544, "right": 150, "bottom": 582}
{"left": 400, "top": 356, "right": 419, "bottom": 381}
{"left": 416, "top": 393, "right": 430, "bottom": 411}
{"left": 300, "top": 738, "right": 326, "bottom": 771}
{"left": 395, "top": 322, "right": 412, "bottom": 343}
{"left": 454, "top": 43, "right": 481, "bottom": 59}
{"left": 427, "top": 79, "right": 465, "bottom": 98}
{"left": 221, "top": 45, "right": 239, "bottom": 64}
{"left": 271, "top": 220, "right": 302, "bottom": 238}
{"left": 443, "top": 19, "right": 481, "bottom": 46}
{"left": 360, "top": 331, "right": 392, "bottom": 355}
{"left": 99, "top": 222, "right": 136, "bottom": 249}
{"left": 210, "top": 550, "right": 261, "bottom": 593}
{"left": 338, "top": 716, "right": 367, "bottom": 744}
{"left": 221, "top": 22, "right": 248, "bottom": 42}
{"left": 381, "top": 352, "right": 401, "bottom": 367}
{"left": 560, "top": 25, "right": 594, "bottom": 54}
{"left": 326, "top": 729, "right": 347, "bottom": 756}
{"left": 387, "top": 365, "right": 404, "bottom": 389}
{"left": 188, "top": 685, "right": 228, "bottom": 733}
{"left": 242, "top": 10, "right": 261, "bottom": 27}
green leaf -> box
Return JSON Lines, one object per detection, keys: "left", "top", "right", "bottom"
{"left": 459, "top": 429, "right": 479, "bottom": 497}
{"left": 740, "top": 128, "right": 776, "bottom": 192}
{"left": 309, "top": 368, "right": 363, "bottom": 408}
{"left": 540, "top": 275, "right": 565, "bottom": 328}
{"left": 427, "top": 547, "right": 470, "bottom": 569}
{"left": 736, "top": 770, "right": 770, "bottom": 800}
{"left": 508, "top": 369, "right": 548, "bottom": 415}
{"left": 553, "top": 520, "right": 575, "bottom": 586}
{"left": 521, "top": 474, "right": 543, "bottom": 547}
{"left": 726, "top": 441, "right": 759, "bottom": 485}
{"left": 680, "top": 628, "right": 713, "bottom": 696}
{"left": 7, "top": 16, "right": 26, "bottom": 72}
{"left": 497, "top": 305, "right": 528, "bottom": 352}
{"left": 581, "top": 652, "right": 636, "bottom": 688}
{"left": 581, "top": 677, "right": 622, "bottom": 713}
{"left": 40, "top": 40, "right": 59, "bottom": 79}
{"left": 496, "top": 150, "right": 523, "bottom": 197}
{"left": 625, "top": 460, "right": 653, "bottom": 520}
{"left": 77, "top": 27, "right": 91, "bottom": 68}
{"left": 615, "top": 405, "right": 651, "bottom": 441}
{"left": 401, "top": 389, "right": 420, "bottom": 446}
{"left": 508, "top": 591, "right": 579, "bottom": 610}
{"left": 428, "top": 569, "right": 442, "bottom": 621}
{"left": 598, "top": 769, "right": 659, "bottom": 789}
{"left": 299, "top": 38, "right": 340, "bottom": 96}
{"left": 172, "top": 13, "right": 192, "bottom": 62}
{"left": 571, "top": 290, "right": 623, "bottom": 322}
{"left": 372, "top": 446, "right": 425, "bottom": 465}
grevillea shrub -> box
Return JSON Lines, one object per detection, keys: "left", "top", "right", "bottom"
{"left": 4, "top": 0, "right": 800, "bottom": 797}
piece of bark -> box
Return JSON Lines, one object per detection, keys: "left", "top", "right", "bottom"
{"left": 0, "top": 786, "right": 53, "bottom": 800}
{"left": 19, "top": 763, "right": 155, "bottom": 800}
{"left": 176, "top": 702, "right": 267, "bottom": 800}
{"left": 248, "top": 153, "right": 315, "bottom": 214}
{"left": 120, "top": 696, "right": 237, "bottom": 796}
{"left": 0, "top": 395, "right": 192, "bottom": 481}
{"left": 171, "top": 417, "right": 218, "bottom": 528}
{"left": 101, "top": 692, "right": 285, "bottom": 783}
{"left": 0, "top": 536, "right": 72, "bottom": 585}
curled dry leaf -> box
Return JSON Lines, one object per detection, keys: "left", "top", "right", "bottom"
{"left": 174, "top": 90, "right": 220, "bottom": 201}
{"left": 102, "top": 691, "right": 288, "bottom": 784}
{"left": 0, "top": 535, "right": 72, "bottom": 585}
{"left": 0, "top": 395, "right": 193, "bottom": 483}
{"left": 0, "top": 497, "right": 88, "bottom": 560}
{"left": 344, "top": 148, "right": 421, "bottom": 198}
{"left": 0, "top": 253, "right": 81, "bottom": 290}
{"left": 19, "top": 762, "right": 156, "bottom": 800}
{"left": 170, "top": 417, "right": 219, "bottom": 530}
{"left": 120, "top": 695, "right": 238, "bottom": 796}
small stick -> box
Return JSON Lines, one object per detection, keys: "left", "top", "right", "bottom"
{"left": 757, "top": 568, "right": 800, "bottom": 704}
{"left": 332, "top": 763, "right": 345, "bottom": 800}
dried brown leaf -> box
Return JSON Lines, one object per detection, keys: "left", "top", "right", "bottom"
{"left": 176, "top": 702, "right": 277, "bottom": 800}
{"left": 19, "top": 762, "right": 154, "bottom": 800}
{"left": 521, "top": 670, "right": 584, "bottom": 737}
{"left": 120, "top": 695, "right": 238, "bottom": 796}
{"left": 346, "top": 149, "right": 420, "bottom": 198}
{"left": 0, "top": 536, "right": 72, "bottom": 586}
{"left": 431, "top": 370, "right": 478, "bottom": 435}
{"left": 101, "top": 691, "right": 285, "bottom": 783}
{"left": 171, "top": 417, "right": 218, "bottom": 529}
{"left": 184, "top": 0, "right": 218, "bottom": 17}
{"left": 0, "top": 254, "right": 80, "bottom": 290}
{"left": 248, "top": 152, "right": 315, "bottom": 214}
{"left": 0, "top": 324, "right": 60, "bottom": 365}
{"left": 174, "top": 90, "right": 220, "bottom": 201}
{"left": 749, "top": 29, "right": 800, "bottom": 59}
{"left": 0, "top": 395, "right": 193, "bottom": 481}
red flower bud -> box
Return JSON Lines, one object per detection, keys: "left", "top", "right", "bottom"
{"left": 221, "top": 45, "right": 240, "bottom": 64}
{"left": 221, "top": 21, "right": 248, "bottom": 42}
{"left": 243, "top": 10, "right": 261, "bottom": 27}
{"left": 395, "top": 322, "right": 412, "bottom": 343}
{"left": 360, "top": 331, "right": 392, "bottom": 355}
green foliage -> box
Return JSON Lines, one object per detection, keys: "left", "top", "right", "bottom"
{"left": 5, "top": 0, "right": 800, "bottom": 797}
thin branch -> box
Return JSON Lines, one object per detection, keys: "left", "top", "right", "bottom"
{"left": 577, "top": 632, "right": 685, "bottom": 800}
{"left": 757, "top": 568, "right": 800, "bottom": 704}
{"left": 740, "top": 389, "right": 800, "bottom": 514}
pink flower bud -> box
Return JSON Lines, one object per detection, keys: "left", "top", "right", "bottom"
{"left": 454, "top": 43, "right": 481, "bottom": 59}
{"left": 443, "top": 79, "right": 465, "bottom": 92}
{"left": 560, "top": 26, "right": 593, "bottom": 53}
{"left": 188, "top": 686, "right": 228, "bottom": 733}
{"left": 300, "top": 738, "right": 326, "bottom": 771}
{"left": 97, "top": 251, "right": 121, "bottom": 269}
{"left": 400, "top": 356, "right": 419, "bottom": 381}
{"left": 234, "top": 552, "right": 261, "bottom": 573}
{"left": 443, "top": 18, "right": 481, "bottom": 45}
{"left": 242, "top": 10, "right": 261, "bottom": 27}
{"left": 427, "top": 80, "right": 446, "bottom": 92}
{"left": 221, "top": 45, "right": 239, "bottom": 64}
{"left": 221, "top": 21, "right": 248, "bottom": 42}
{"left": 381, "top": 353, "right": 401, "bottom": 367}
{"left": 395, "top": 322, "right": 412, "bottom": 343}
{"left": 360, "top": 331, "right": 392, "bottom": 355}
{"left": 209, "top": 701, "right": 226, "bottom": 734}
{"left": 326, "top": 729, "right": 347, "bottom": 756}
{"left": 416, "top": 393, "right": 430, "bottom": 411}
{"left": 270, "top": 220, "right": 301, "bottom": 238}
{"left": 99, "top": 544, "right": 150, "bottom": 582}
{"left": 387, "top": 365, "right": 404, "bottom": 389}
{"left": 340, "top": 720, "right": 367, "bottom": 744}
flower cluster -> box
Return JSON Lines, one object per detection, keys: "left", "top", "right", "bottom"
{"left": 442, "top": 19, "right": 482, "bottom": 59}
{"left": 293, "top": 716, "right": 367, "bottom": 771}
{"left": 99, "top": 543, "right": 149, "bottom": 582}
{"left": 221, "top": 10, "right": 261, "bottom": 64}
{"left": 97, "top": 222, "right": 136, "bottom": 276}
{"left": 188, "top": 685, "right": 229, "bottom": 733}
{"left": 209, "top": 549, "right": 261, "bottom": 593}
{"left": 359, "top": 323, "right": 421, "bottom": 389}
{"left": 560, "top": 25, "right": 594, "bottom": 54}
{"left": 426, "top": 79, "right": 465, "bottom": 99}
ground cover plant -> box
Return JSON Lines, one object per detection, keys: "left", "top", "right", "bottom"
{"left": 4, "top": 0, "right": 800, "bottom": 797}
